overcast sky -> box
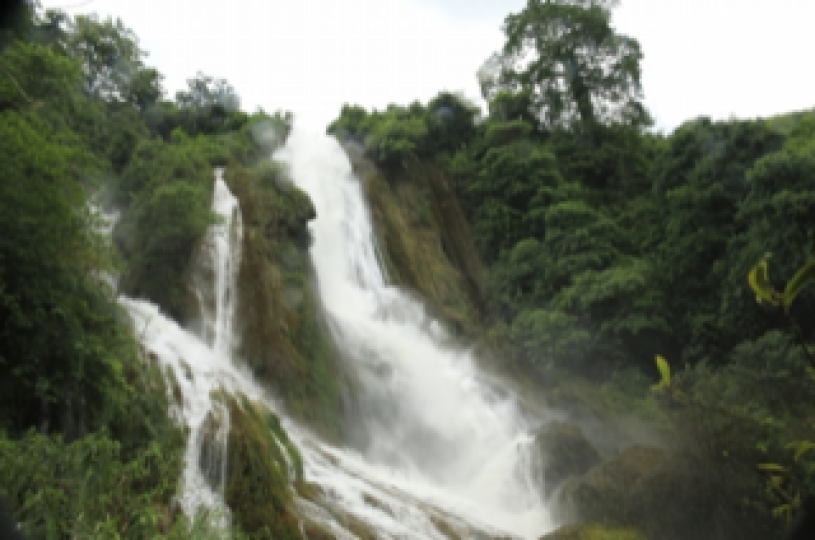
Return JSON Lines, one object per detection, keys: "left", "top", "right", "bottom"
{"left": 41, "top": 0, "right": 815, "bottom": 133}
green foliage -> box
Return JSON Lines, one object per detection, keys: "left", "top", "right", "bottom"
{"left": 509, "top": 308, "right": 592, "bottom": 368}
{"left": 326, "top": 103, "right": 369, "bottom": 140}
{"left": 225, "top": 395, "right": 303, "bottom": 540}
{"left": 0, "top": 109, "right": 132, "bottom": 435}
{"left": 0, "top": 40, "right": 81, "bottom": 113}
{"left": 0, "top": 8, "right": 297, "bottom": 534}
{"left": 424, "top": 91, "right": 480, "bottom": 156}
{"left": 468, "top": 141, "right": 565, "bottom": 261}
{"left": 724, "top": 149, "right": 815, "bottom": 339}
{"left": 329, "top": 93, "right": 480, "bottom": 170}
{"left": 65, "top": 14, "right": 164, "bottom": 109}
{"left": 649, "top": 117, "right": 785, "bottom": 365}
{"left": 173, "top": 72, "right": 242, "bottom": 135}
{"left": 362, "top": 108, "right": 428, "bottom": 169}
{"left": 113, "top": 135, "right": 217, "bottom": 320}
{"left": 0, "top": 427, "right": 187, "bottom": 538}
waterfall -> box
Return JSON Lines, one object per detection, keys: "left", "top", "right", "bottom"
{"left": 120, "top": 169, "right": 246, "bottom": 524}
{"left": 192, "top": 168, "right": 244, "bottom": 356}
{"left": 118, "top": 138, "right": 552, "bottom": 539}
{"left": 277, "top": 127, "right": 552, "bottom": 538}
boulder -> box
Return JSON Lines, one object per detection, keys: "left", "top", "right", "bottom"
{"left": 536, "top": 421, "right": 602, "bottom": 497}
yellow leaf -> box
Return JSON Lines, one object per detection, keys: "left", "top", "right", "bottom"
{"left": 786, "top": 440, "right": 815, "bottom": 462}
{"left": 757, "top": 463, "right": 787, "bottom": 473}
{"left": 772, "top": 504, "right": 792, "bottom": 523}
{"left": 748, "top": 258, "right": 780, "bottom": 307}
{"left": 655, "top": 354, "right": 671, "bottom": 387}
{"left": 783, "top": 258, "right": 815, "bottom": 311}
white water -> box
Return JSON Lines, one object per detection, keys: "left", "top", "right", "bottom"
{"left": 119, "top": 136, "right": 552, "bottom": 538}
{"left": 121, "top": 169, "right": 245, "bottom": 522}
{"left": 277, "top": 127, "right": 552, "bottom": 538}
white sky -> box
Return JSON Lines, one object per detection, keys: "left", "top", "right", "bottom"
{"left": 42, "top": 0, "right": 815, "bottom": 133}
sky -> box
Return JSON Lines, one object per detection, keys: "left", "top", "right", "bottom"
{"left": 41, "top": 0, "right": 815, "bottom": 133}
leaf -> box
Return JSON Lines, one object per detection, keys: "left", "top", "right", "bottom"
{"left": 786, "top": 440, "right": 815, "bottom": 462}
{"left": 772, "top": 503, "right": 793, "bottom": 523}
{"left": 783, "top": 258, "right": 815, "bottom": 311}
{"left": 748, "top": 258, "right": 780, "bottom": 306}
{"left": 757, "top": 463, "right": 787, "bottom": 473}
{"left": 655, "top": 354, "right": 671, "bottom": 387}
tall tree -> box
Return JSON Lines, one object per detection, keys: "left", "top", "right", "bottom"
{"left": 65, "top": 14, "right": 163, "bottom": 109}
{"left": 485, "top": 0, "right": 649, "bottom": 138}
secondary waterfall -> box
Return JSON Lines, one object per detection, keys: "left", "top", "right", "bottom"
{"left": 277, "top": 127, "right": 552, "bottom": 538}
{"left": 120, "top": 169, "right": 245, "bottom": 522}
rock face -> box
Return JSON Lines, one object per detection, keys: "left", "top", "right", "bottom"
{"left": 340, "top": 140, "right": 488, "bottom": 337}
{"left": 225, "top": 164, "right": 345, "bottom": 442}
{"left": 536, "top": 422, "right": 602, "bottom": 497}
{"left": 553, "top": 445, "right": 779, "bottom": 540}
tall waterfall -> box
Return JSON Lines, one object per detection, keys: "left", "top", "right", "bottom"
{"left": 277, "top": 127, "right": 552, "bottom": 538}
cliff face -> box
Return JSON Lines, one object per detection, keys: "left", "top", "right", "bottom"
{"left": 340, "top": 141, "right": 488, "bottom": 338}
{"left": 224, "top": 162, "right": 346, "bottom": 442}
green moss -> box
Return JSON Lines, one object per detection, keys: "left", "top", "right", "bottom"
{"left": 225, "top": 164, "right": 344, "bottom": 441}
{"left": 224, "top": 394, "right": 302, "bottom": 540}
{"left": 347, "top": 147, "right": 487, "bottom": 337}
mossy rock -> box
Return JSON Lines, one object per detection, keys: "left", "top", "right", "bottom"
{"left": 224, "top": 164, "right": 345, "bottom": 441}
{"left": 539, "top": 523, "right": 646, "bottom": 540}
{"left": 554, "top": 445, "right": 779, "bottom": 540}
{"left": 224, "top": 394, "right": 302, "bottom": 539}
{"left": 341, "top": 141, "right": 487, "bottom": 338}
{"left": 537, "top": 422, "right": 602, "bottom": 497}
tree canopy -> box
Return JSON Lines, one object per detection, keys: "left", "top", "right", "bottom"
{"left": 483, "top": 0, "right": 650, "bottom": 137}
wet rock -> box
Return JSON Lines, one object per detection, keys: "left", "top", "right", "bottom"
{"left": 224, "top": 394, "right": 302, "bottom": 539}
{"left": 536, "top": 421, "right": 602, "bottom": 497}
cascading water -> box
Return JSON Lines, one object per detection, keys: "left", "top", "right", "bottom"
{"left": 277, "top": 127, "right": 552, "bottom": 538}
{"left": 120, "top": 169, "right": 247, "bottom": 523}
{"left": 117, "top": 135, "right": 552, "bottom": 539}
{"left": 192, "top": 168, "right": 244, "bottom": 356}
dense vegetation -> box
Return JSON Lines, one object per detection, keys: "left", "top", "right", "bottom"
{"left": 0, "top": 4, "right": 318, "bottom": 537}
{"left": 3, "top": 0, "right": 815, "bottom": 537}
{"left": 328, "top": 0, "right": 815, "bottom": 534}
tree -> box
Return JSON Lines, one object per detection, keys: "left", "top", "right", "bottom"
{"left": 65, "top": 14, "right": 163, "bottom": 109}
{"left": 174, "top": 71, "right": 241, "bottom": 134}
{"left": 485, "top": 0, "right": 649, "bottom": 137}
